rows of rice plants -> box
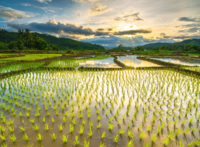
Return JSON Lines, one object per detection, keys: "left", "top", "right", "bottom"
{"left": 181, "top": 66, "right": 200, "bottom": 72}
{"left": 48, "top": 59, "right": 85, "bottom": 68}
{"left": 0, "top": 54, "right": 62, "bottom": 61}
{"left": 0, "top": 62, "right": 44, "bottom": 74}
{"left": 0, "top": 69, "right": 199, "bottom": 147}
{"left": 47, "top": 56, "right": 112, "bottom": 68}
{"left": 0, "top": 61, "right": 14, "bottom": 64}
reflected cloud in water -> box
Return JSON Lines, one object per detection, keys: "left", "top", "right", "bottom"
{"left": 151, "top": 58, "right": 200, "bottom": 66}
{"left": 78, "top": 58, "right": 121, "bottom": 68}
{"left": 117, "top": 55, "right": 161, "bottom": 67}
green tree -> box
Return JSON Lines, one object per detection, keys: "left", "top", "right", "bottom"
{"left": 24, "top": 29, "right": 31, "bottom": 48}
{"left": 118, "top": 44, "right": 122, "bottom": 51}
{"left": 8, "top": 41, "right": 18, "bottom": 49}
{"left": 135, "top": 46, "right": 144, "bottom": 51}
{"left": 160, "top": 45, "right": 166, "bottom": 50}
{"left": 172, "top": 44, "right": 177, "bottom": 50}
{"left": 18, "top": 29, "right": 24, "bottom": 41}
{"left": 17, "top": 39, "right": 24, "bottom": 50}
{"left": 34, "top": 38, "right": 47, "bottom": 50}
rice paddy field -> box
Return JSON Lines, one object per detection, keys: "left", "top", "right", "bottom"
{"left": 47, "top": 56, "right": 113, "bottom": 68}
{"left": 0, "top": 54, "right": 62, "bottom": 61}
{"left": 0, "top": 62, "right": 44, "bottom": 74}
{"left": 0, "top": 55, "right": 200, "bottom": 147}
{"left": 150, "top": 58, "right": 200, "bottom": 67}
{"left": 181, "top": 66, "right": 200, "bottom": 72}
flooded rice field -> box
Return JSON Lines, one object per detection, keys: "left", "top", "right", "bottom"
{"left": 0, "top": 62, "right": 44, "bottom": 74}
{"left": 47, "top": 56, "right": 120, "bottom": 68}
{"left": 117, "top": 55, "right": 161, "bottom": 67}
{"left": 151, "top": 58, "right": 200, "bottom": 66}
{"left": 0, "top": 69, "right": 199, "bottom": 147}
{"left": 78, "top": 58, "right": 121, "bottom": 68}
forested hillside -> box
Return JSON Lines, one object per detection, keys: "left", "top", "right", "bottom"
{"left": 0, "top": 29, "right": 105, "bottom": 51}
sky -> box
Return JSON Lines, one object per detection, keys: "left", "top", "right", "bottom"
{"left": 0, "top": 0, "right": 200, "bottom": 48}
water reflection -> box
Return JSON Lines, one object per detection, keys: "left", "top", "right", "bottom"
{"left": 75, "top": 55, "right": 95, "bottom": 59}
{"left": 117, "top": 55, "right": 161, "bottom": 67}
{"left": 151, "top": 58, "right": 200, "bottom": 66}
{"left": 78, "top": 58, "right": 121, "bottom": 68}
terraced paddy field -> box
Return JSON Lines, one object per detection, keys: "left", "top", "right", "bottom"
{"left": 0, "top": 62, "right": 44, "bottom": 74}
{"left": 0, "top": 54, "right": 62, "bottom": 61}
{"left": 181, "top": 66, "right": 200, "bottom": 72}
{"left": 0, "top": 69, "right": 200, "bottom": 147}
{"left": 47, "top": 56, "right": 120, "bottom": 68}
{"left": 151, "top": 58, "right": 200, "bottom": 67}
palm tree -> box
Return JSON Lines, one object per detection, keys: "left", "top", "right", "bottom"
{"left": 118, "top": 44, "right": 122, "bottom": 52}
{"left": 172, "top": 44, "right": 177, "bottom": 50}
{"left": 25, "top": 29, "right": 31, "bottom": 48}
{"left": 18, "top": 29, "right": 24, "bottom": 41}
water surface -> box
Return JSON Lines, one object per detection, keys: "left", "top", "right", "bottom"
{"left": 78, "top": 57, "right": 121, "bottom": 68}
{"left": 117, "top": 55, "right": 161, "bottom": 67}
{"left": 151, "top": 58, "right": 200, "bottom": 66}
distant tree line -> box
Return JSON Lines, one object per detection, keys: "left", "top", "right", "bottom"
{"left": 149, "top": 44, "right": 200, "bottom": 52}
{"left": 0, "top": 29, "right": 59, "bottom": 50}
{"left": 0, "top": 29, "right": 105, "bottom": 51}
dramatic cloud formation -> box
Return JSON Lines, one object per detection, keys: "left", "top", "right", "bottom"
{"left": 81, "top": 35, "right": 174, "bottom": 48}
{"left": 114, "top": 12, "right": 143, "bottom": 23}
{"left": 178, "top": 16, "right": 200, "bottom": 22}
{"left": 177, "top": 16, "right": 200, "bottom": 33}
{"left": 87, "top": 5, "right": 112, "bottom": 16}
{"left": 7, "top": 21, "right": 95, "bottom": 35}
{"left": 0, "top": 6, "right": 32, "bottom": 20}
{"left": 1, "top": 0, "right": 200, "bottom": 47}
{"left": 114, "top": 29, "right": 151, "bottom": 35}
{"left": 7, "top": 20, "right": 152, "bottom": 37}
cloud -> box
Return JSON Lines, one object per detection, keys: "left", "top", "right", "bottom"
{"left": 172, "top": 35, "right": 200, "bottom": 40}
{"left": 81, "top": 35, "right": 174, "bottom": 48}
{"left": 113, "top": 29, "right": 151, "bottom": 35}
{"left": 20, "top": 3, "right": 59, "bottom": 12}
{"left": 157, "top": 33, "right": 200, "bottom": 40}
{"left": 7, "top": 20, "right": 95, "bottom": 36}
{"left": 37, "top": 0, "right": 52, "bottom": 4}
{"left": 97, "top": 27, "right": 114, "bottom": 31}
{"left": 178, "top": 27, "right": 200, "bottom": 33}
{"left": 87, "top": 5, "right": 112, "bottom": 16}
{"left": 175, "top": 23, "right": 200, "bottom": 28}
{"left": 21, "top": 3, "right": 31, "bottom": 6}
{"left": 114, "top": 12, "right": 143, "bottom": 23}
{"left": 160, "top": 33, "right": 166, "bottom": 38}
{"left": 0, "top": 6, "right": 33, "bottom": 20}
{"left": 77, "top": 12, "right": 81, "bottom": 17}
{"left": 73, "top": 0, "right": 100, "bottom": 2}
{"left": 6, "top": 20, "right": 152, "bottom": 37}
{"left": 178, "top": 16, "right": 200, "bottom": 22}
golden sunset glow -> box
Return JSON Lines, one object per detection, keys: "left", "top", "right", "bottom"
{"left": 0, "top": 0, "right": 199, "bottom": 47}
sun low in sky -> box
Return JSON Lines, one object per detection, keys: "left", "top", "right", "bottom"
{"left": 0, "top": 0, "right": 200, "bottom": 47}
